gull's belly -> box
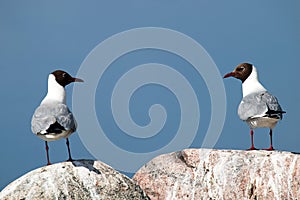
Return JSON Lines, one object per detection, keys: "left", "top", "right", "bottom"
{"left": 246, "top": 117, "right": 279, "bottom": 129}
{"left": 37, "top": 130, "right": 74, "bottom": 142}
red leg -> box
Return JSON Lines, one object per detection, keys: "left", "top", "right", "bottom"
{"left": 66, "top": 138, "right": 73, "bottom": 161}
{"left": 263, "top": 129, "right": 274, "bottom": 151}
{"left": 45, "top": 141, "right": 51, "bottom": 165}
{"left": 247, "top": 129, "right": 258, "bottom": 150}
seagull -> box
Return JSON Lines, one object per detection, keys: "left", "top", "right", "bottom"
{"left": 31, "top": 70, "right": 83, "bottom": 165}
{"left": 224, "top": 63, "right": 285, "bottom": 150}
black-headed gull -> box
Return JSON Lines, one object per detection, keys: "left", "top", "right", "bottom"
{"left": 224, "top": 63, "right": 285, "bottom": 150}
{"left": 31, "top": 70, "right": 83, "bottom": 165}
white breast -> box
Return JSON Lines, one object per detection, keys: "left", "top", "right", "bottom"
{"left": 41, "top": 74, "right": 66, "bottom": 104}
{"left": 242, "top": 66, "right": 267, "bottom": 97}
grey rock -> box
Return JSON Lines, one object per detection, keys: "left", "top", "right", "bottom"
{"left": 0, "top": 160, "right": 149, "bottom": 200}
{"left": 134, "top": 148, "right": 300, "bottom": 200}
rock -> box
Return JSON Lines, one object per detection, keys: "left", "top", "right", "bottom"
{"left": 133, "top": 148, "right": 300, "bottom": 200}
{"left": 0, "top": 160, "right": 149, "bottom": 200}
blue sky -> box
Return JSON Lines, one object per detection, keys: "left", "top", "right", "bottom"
{"left": 0, "top": 1, "right": 299, "bottom": 190}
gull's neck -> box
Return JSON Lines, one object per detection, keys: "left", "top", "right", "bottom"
{"left": 242, "top": 66, "right": 267, "bottom": 97}
{"left": 41, "top": 74, "right": 66, "bottom": 104}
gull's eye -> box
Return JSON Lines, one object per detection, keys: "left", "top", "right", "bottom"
{"left": 62, "top": 73, "right": 66, "bottom": 77}
{"left": 237, "top": 66, "right": 245, "bottom": 71}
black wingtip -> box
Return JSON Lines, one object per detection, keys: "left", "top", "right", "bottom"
{"left": 46, "top": 121, "right": 66, "bottom": 134}
{"left": 266, "top": 109, "right": 286, "bottom": 115}
{"left": 265, "top": 104, "right": 286, "bottom": 118}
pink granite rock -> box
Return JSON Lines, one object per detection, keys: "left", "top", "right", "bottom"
{"left": 133, "top": 149, "right": 300, "bottom": 200}
{"left": 0, "top": 160, "right": 150, "bottom": 200}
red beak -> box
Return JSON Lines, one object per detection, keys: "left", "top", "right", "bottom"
{"left": 71, "top": 77, "right": 84, "bottom": 82}
{"left": 223, "top": 72, "right": 235, "bottom": 78}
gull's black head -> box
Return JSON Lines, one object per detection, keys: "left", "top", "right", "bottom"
{"left": 223, "top": 63, "right": 253, "bottom": 83}
{"left": 51, "top": 70, "right": 84, "bottom": 87}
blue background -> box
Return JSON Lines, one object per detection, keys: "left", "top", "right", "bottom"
{"left": 0, "top": 1, "right": 299, "bottom": 190}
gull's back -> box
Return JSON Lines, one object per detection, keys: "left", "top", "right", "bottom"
{"left": 31, "top": 103, "right": 76, "bottom": 135}
{"left": 238, "top": 91, "right": 284, "bottom": 121}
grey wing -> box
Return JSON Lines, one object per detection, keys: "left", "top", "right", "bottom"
{"left": 56, "top": 104, "right": 77, "bottom": 131}
{"left": 261, "top": 92, "right": 284, "bottom": 119}
{"left": 238, "top": 91, "right": 284, "bottom": 121}
{"left": 31, "top": 103, "right": 76, "bottom": 134}
{"left": 31, "top": 105, "right": 56, "bottom": 134}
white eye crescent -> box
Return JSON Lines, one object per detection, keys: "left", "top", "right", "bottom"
{"left": 237, "top": 66, "right": 245, "bottom": 71}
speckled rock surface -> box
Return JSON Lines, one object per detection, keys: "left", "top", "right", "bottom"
{"left": 0, "top": 160, "right": 149, "bottom": 200}
{"left": 133, "top": 148, "right": 300, "bottom": 200}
